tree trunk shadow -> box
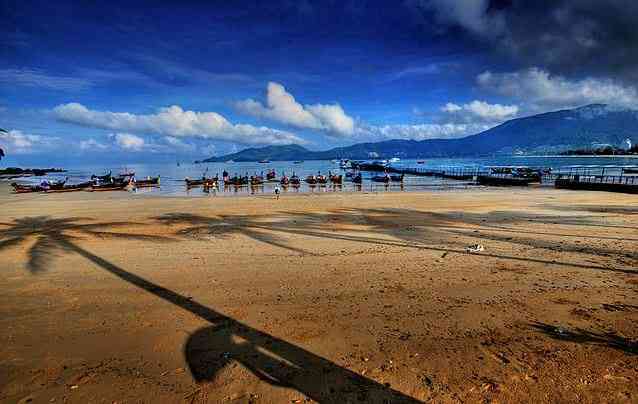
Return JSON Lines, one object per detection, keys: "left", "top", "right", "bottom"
{"left": 59, "top": 239, "right": 422, "bottom": 403}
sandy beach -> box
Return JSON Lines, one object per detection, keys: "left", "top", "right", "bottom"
{"left": 1, "top": 184, "right": 636, "bottom": 403}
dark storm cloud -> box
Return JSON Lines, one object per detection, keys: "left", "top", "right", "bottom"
{"left": 413, "top": 0, "right": 638, "bottom": 81}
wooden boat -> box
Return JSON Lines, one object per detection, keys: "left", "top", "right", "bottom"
{"left": 45, "top": 181, "right": 93, "bottom": 193}
{"left": 225, "top": 176, "right": 248, "bottom": 186}
{"left": 266, "top": 170, "right": 276, "bottom": 180}
{"left": 371, "top": 175, "right": 390, "bottom": 183}
{"left": 352, "top": 174, "right": 362, "bottom": 184}
{"left": 329, "top": 174, "right": 343, "bottom": 184}
{"left": 134, "top": 176, "right": 160, "bottom": 187}
{"left": 316, "top": 175, "right": 328, "bottom": 184}
{"left": 305, "top": 176, "right": 317, "bottom": 185}
{"left": 89, "top": 182, "right": 129, "bottom": 191}
{"left": 290, "top": 175, "right": 301, "bottom": 185}
{"left": 185, "top": 178, "right": 206, "bottom": 187}
{"left": 46, "top": 180, "right": 67, "bottom": 190}
{"left": 250, "top": 176, "right": 264, "bottom": 186}
{"left": 11, "top": 182, "right": 46, "bottom": 193}
{"left": 119, "top": 170, "right": 135, "bottom": 177}
{"left": 390, "top": 174, "right": 404, "bottom": 182}
{"left": 91, "top": 171, "right": 112, "bottom": 181}
{"left": 280, "top": 175, "right": 290, "bottom": 186}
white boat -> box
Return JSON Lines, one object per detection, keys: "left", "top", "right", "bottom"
{"left": 389, "top": 157, "right": 400, "bottom": 163}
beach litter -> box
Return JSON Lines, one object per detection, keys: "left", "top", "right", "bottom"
{"left": 465, "top": 244, "right": 485, "bottom": 253}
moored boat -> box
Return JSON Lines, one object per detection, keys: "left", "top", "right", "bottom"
{"left": 352, "top": 174, "right": 362, "bottom": 184}
{"left": 11, "top": 182, "right": 46, "bottom": 193}
{"left": 45, "top": 181, "right": 93, "bottom": 193}
{"left": 329, "top": 174, "right": 343, "bottom": 184}
{"left": 134, "top": 176, "right": 161, "bottom": 187}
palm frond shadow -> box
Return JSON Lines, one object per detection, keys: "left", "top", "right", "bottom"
{"left": 0, "top": 216, "right": 422, "bottom": 402}
{"left": 0, "top": 216, "right": 173, "bottom": 273}
{"left": 155, "top": 208, "right": 638, "bottom": 275}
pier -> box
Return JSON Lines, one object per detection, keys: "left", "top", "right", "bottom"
{"left": 355, "top": 163, "right": 638, "bottom": 193}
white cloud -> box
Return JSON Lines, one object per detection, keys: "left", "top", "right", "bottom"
{"left": 0, "top": 69, "right": 93, "bottom": 91}
{"left": 477, "top": 67, "right": 638, "bottom": 110}
{"left": 0, "top": 129, "right": 56, "bottom": 154}
{"left": 53, "top": 103, "right": 305, "bottom": 146}
{"left": 235, "top": 82, "right": 355, "bottom": 137}
{"left": 112, "top": 133, "right": 145, "bottom": 151}
{"left": 79, "top": 138, "right": 109, "bottom": 150}
{"left": 357, "top": 122, "right": 492, "bottom": 141}
{"left": 441, "top": 100, "right": 518, "bottom": 122}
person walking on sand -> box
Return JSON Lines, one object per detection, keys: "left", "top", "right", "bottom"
{"left": 274, "top": 184, "right": 281, "bottom": 199}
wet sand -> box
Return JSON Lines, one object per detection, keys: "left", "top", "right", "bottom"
{"left": 0, "top": 184, "right": 637, "bottom": 403}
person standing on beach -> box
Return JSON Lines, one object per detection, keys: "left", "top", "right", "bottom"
{"left": 274, "top": 184, "right": 281, "bottom": 199}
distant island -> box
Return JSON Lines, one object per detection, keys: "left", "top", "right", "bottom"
{"left": 0, "top": 167, "right": 66, "bottom": 179}
{"left": 200, "top": 104, "right": 638, "bottom": 162}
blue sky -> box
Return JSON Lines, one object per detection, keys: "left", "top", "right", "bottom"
{"left": 2, "top": 0, "right": 638, "bottom": 165}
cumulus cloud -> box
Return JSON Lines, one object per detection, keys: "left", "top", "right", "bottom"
{"left": 0, "top": 129, "right": 57, "bottom": 154}
{"left": 477, "top": 67, "right": 638, "bottom": 110}
{"left": 441, "top": 100, "right": 519, "bottom": 122}
{"left": 235, "top": 82, "right": 355, "bottom": 137}
{"left": 53, "top": 103, "right": 305, "bottom": 146}
{"left": 0, "top": 68, "right": 93, "bottom": 91}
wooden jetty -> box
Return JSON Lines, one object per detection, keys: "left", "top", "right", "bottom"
{"left": 555, "top": 175, "right": 638, "bottom": 194}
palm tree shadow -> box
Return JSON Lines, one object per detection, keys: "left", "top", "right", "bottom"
{"left": 530, "top": 322, "right": 638, "bottom": 355}
{"left": 0, "top": 216, "right": 422, "bottom": 402}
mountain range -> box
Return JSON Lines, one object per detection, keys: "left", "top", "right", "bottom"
{"left": 201, "top": 104, "right": 638, "bottom": 162}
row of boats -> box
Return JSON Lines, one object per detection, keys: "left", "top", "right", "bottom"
{"left": 11, "top": 171, "right": 160, "bottom": 193}
{"left": 185, "top": 170, "right": 348, "bottom": 188}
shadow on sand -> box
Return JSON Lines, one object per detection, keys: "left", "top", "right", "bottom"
{"left": 530, "top": 322, "right": 638, "bottom": 355}
{"left": 0, "top": 216, "right": 422, "bottom": 403}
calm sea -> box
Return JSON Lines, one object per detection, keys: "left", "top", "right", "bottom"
{"left": 10, "top": 156, "right": 638, "bottom": 197}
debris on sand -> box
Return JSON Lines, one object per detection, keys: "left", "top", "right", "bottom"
{"left": 465, "top": 244, "right": 485, "bottom": 253}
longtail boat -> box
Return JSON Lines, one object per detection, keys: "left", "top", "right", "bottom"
{"left": 91, "top": 171, "right": 112, "bottom": 181}
{"left": 290, "top": 175, "right": 301, "bottom": 185}
{"left": 305, "top": 176, "right": 317, "bottom": 184}
{"left": 250, "top": 176, "right": 264, "bottom": 186}
{"left": 134, "top": 176, "right": 161, "bottom": 187}
{"left": 89, "top": 182, "right": 129, "bottom": 191}
{"left": 45, "top": 181, "right": 93, "bottom": 193}
{"left": 11, "top": 182, "right": 46, "bottom": 193}
{"left": 266, "top": 170, "right": 276, "bottom": 180}
{"left": 329, "top": 174, "right": 343, "bottom": 184}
